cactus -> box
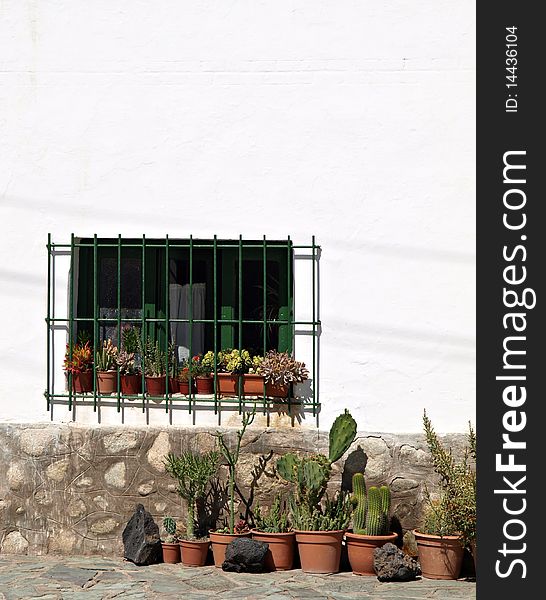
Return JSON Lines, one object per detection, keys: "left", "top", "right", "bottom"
{"left": 352, "top": 473, "right": 367, "bottom": 534}
{"left": 163, "top": 516, "right": 177, "bottom": 537}
{"left": 276, "top": 410, "right": 357, "bottom": 531}
{"left": 351, "top": 473, "right": 392, "bottom": 536}
{"left": 328, "top": 409, "right": 358, "bottom": 463}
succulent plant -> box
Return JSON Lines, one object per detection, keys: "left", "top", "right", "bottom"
{"left": 122, "top": 325, "right": 141, "bottom": 355}
{"left": 95, "top": 339, "right": 118, "bottom": 371}
{"left": 258, "top": 351, "right": 309, "bottom": 386}
{"left": 254, "top": 495, "right": 290, "bottom": 533}
{"left": 164, "top": 450, "right": 220, "bottom": 539}
{"left": 142, "top": 338, "right": 167, "bottom": 377}
{"left": 162, "top": 516, "right": 179, "bottom": 543}
{"left": 116, "top": 350, "right": 137, "bottom": 375}
{"left": 64, "top": 341, "right": 93, "bottom": 374}
{"left": 289, "top": 491, "right": 352, "bottom": 532}
{"left": 276, "top": 410, "right": 357, "bottom": 531}
{"left": 352, "top": 472, "right": 391, "bottom": 536}
{"left": 214, "top": 409, "right": 256, "bottom": 534}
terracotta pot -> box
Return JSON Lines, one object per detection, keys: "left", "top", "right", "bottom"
{"left": 96, "top": 370, "right": 117, "bottom": 394}
{"left": 168, "top": 377, "right": 178, "bottom": 394}
{"left": 216, "top": 373, "right": 241, "bottom": 397}
{"left": 265, "top": 382, "right": 289, "bottom": 398}
{"left": 161, "top": 542, "right": 181, "bottom": 564}
{"left": 345, "top": 531, "right": 398, "bottom": 576}
{"left": 209, "top": 531, "right": 251, "bottom": 567}
{"left": 196, "top": 376, "right": 214, "bottom": 395}
{"left": 243, "top": 374, "right": 265, "bottom": 396}
{"left": 146, "top": 376, "right": 167, "bottom": 397}
{"left": 414, "top": 530, "right": 464, "bottom": 580}
{"left": 294, "top": 529, "right": 344, "bottom": 574}
{"left": 121, "top": 374, "right": 142, "bottom": 396}
{"left": 178, "top": 380, "right": 196, "bottom": 395}
{"left": 70, "top": 371, "right": 93, "bottom": 393}
{"left": 180, "top": 539, "right": 210, "bottom": 567}
{"left": 252, "top": 530, "right": 295, "bottom": 571}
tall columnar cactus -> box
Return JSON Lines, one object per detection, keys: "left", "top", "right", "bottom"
{"left": 276, "top": 410, "right": 357, "bottom": 529}
{"left": 352, "top": 472, "right": 392, "bottom": 536}
{"left": 352, "top": 472, "right": 367, "bottom": 533}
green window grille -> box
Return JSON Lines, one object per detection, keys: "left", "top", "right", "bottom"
{"left": 45, "top": 234, "right": 320, "bottom": 419}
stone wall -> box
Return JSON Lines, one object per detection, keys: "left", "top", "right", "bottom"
{"left": 0, "top": 422, "right": 469, "bottom": 556}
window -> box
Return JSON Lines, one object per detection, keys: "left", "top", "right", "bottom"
{"left": 46, "top": 235, "right": 320, "bottom": 418}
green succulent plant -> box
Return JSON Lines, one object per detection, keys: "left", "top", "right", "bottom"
{"left": 95, "top": 339, "right": 118, "bottom": 371}
{"left": 254, "top": 495, "right": 290, "bottom": 534}
{"left": 276, "top": 410, "right": 357, "bottom": 531}
{"left": 352, "top": 472, "right": 391, "bottom": 536}
{"left": 164, "top": 450, "right": 220, "bottom": 539}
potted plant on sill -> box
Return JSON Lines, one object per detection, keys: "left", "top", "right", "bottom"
{"left": 252, "top": 495, "right": 295, "bottom": 571}
{"left": 143, "top": 338, "right": 168, "bottom": 399}
{"left": 117, "top": 351, "right": 141, "bottom": 396}
{"left": 215, "top": 349, "right": 253, "bottom": 396}
{"left": 192, "top": 352, "right": 214, "bottom": 395}
{"left": 164, "top": 449, "right": 220, "bottom": 567}
{"left": 276, "top": 409, "right": 357, "bottom": 574}
{"left": 177, "top": 360, "right": 196, "bottom": 395}
{"left": 118, "top": 325, "right": 142, "bottom": 396}
{"left": 259, "top": 350, "right": 309, "bottom": 398}
{"left": 345, "top": 475, "right": 397, "bottom": 575}
{"left": 209, "top": 409, "right": 255, "bottom": 566}
{"left": 413, "top": 410, "right": 476, "bottom": 580}
{"left": 242, "top": 354, "right": 264, "bottom": 395}
{"left": 64, "top": 340, "right": 93, "bottom": 393}
{"left": 161, "top": 516, "right": 181, "bottom": 563}
{"left": 95, "top": 339, "right": 119, "bottom": 394}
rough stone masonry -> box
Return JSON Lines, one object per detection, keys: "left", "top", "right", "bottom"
{"left": 0, "top": 423, "right": 469, "bottom": 556}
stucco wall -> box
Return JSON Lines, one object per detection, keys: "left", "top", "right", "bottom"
{"left": 0, "top": 1, "right": 475, "bottom": 432}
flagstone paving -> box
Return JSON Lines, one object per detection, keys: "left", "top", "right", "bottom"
{"left": 0, "top": 556, "right": 476, "bottom": 600}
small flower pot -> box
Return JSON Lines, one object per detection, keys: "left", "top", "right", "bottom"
{"left": 96, "top": 370, "right": 117, "bottom": 394}
{"left": 414, "top": 530, "right": 464, "bottom": 580}
{"left": 294, "top": 529, "right": 345, "bottom": 574}
{"left": 209, "top": 531, "right": 251, "bottom": 567}
{"left": 196, "top": 376, "right": 214, "bottom": 395}
{"left": 243, "top": 374, "right": 265, "bottom": 396}
{"left": 69, "top": 371, "right": 93, "bottom": 393}
{"left": 161, "top": 542, "right": 181, "bottom": 564}
{"left": 180, "top": 539, "right": 210, "bottom": 567}
{"left": 252, "top": 530, "right": 295, "bottom": 571}
{"left": 178, "top": 380, "right": 196, "bottom": 395}
{"left": 120, "top": 374, "right": 142, "bottom": 396}
{"left": 345, "top": 531, "right": 398, "bottom": 576}
{"left": 216, "top": 373, "right": 241, "bottom": 397}
{"left": 146, "top": 376, "right": 167, "bottom": 398}
{"left": 265, "top": 382, "right": 290, "bottom": 398}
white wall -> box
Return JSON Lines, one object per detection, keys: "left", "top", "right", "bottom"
{"left": 0, "top": 1, "right": 475, "bottom": 432}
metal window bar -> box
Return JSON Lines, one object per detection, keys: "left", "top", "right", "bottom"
{"left": 45, "top": 236, "right": 321, "bottom": 418}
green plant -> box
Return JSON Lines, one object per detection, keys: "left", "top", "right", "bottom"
{"left": 95, "top": 339, "right": 118, "bottom": 371}
{"left": 254, "top": 495, "right": 290, "bottom": 533}
{"left": 143, "top": 338, "right": 167, "bottom": 377}
{"left": 122, "top": 325, "right": 141, "bottom": 355}
{"left": 276, "top": 410, "right": 357, "bottom": 531}
{"left": 421, "top": 410, "right": 476, "bottom": 546}
{"left": 352, "top": 473, "right": 391, "bottom": 536}
{"left": 64, "top": 341, "right": 93, "bottom": 373}
{"left": 215, "top": 519, "right": 250, "bottom": 535}
{"left": 116, "top": 350, "right": 137, "bottom": 375}
{"left": 214, "top": 409, "right": 256, "bottom": 534}
{"left": 259, "top": 350, "right": 308, "bottom": 386}
{"left": 191, "top": 354, "right": 212, "bottom": 377}
{"left": 217, "top": 349, "right": 254, "bottom": 374}
{"left": 164, "top": 450, "right": 220, "bottom": 539}
{"left": 162, "top": 516, "right": 179, "bottom": 543}
{"left": 289, "top": 491, "right": 352, "bottom": 532}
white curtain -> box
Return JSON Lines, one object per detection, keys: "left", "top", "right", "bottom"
{"left": 169, "top": 283, "right": 206, "bottom": 361}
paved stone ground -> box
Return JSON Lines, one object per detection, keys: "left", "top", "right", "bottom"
{"left": 0, "top": 556, "right": 475, "bottom": 600}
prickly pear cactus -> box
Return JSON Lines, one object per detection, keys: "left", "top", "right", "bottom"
{"left": 328, "top": 409, "right": 357, "bottom": 463}
{"left": 277, "top": 453, "right": 298, "bottom": 483}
